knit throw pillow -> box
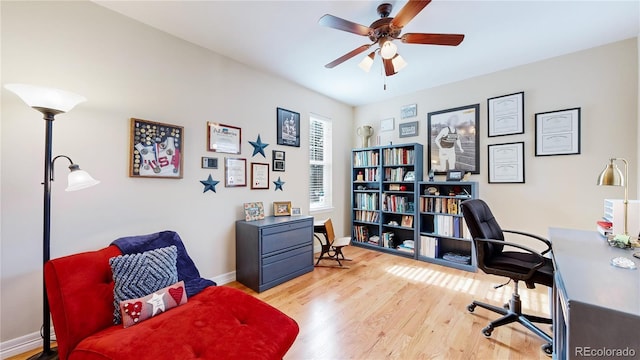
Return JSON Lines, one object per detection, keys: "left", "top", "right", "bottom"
{"left": 109, "top": 245, "right": 178, "bottom": 324}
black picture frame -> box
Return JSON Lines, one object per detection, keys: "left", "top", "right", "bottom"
{"left": 535, "top": 108, "right": 581, "bottom": 156}
{"left": 272, "top": 150, "right": 285, "bottom": 172}
{"left": 446, "top": 170, "right": 463, "bottom": 181}
{"left": 427, "top": 104, "right": 480, "bottom": 175}
{"left": 487, "top": 92, "right": 524, "bottom": 137}
{"left": 277, "top": 107, "right": 300, "bottom": 147}
{"left": 488, "top": 142, "right": 525, "bottom": 184}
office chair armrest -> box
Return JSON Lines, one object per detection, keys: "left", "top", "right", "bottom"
{"left": 502, "top": 229, "right": 552, "bottom": 255}
{"left": 475, "top": 238, "right": 546, "bottom": 281}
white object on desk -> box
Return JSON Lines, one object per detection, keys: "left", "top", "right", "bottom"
{"left": 603, "top": 199, "right": 639, "bottom": 236}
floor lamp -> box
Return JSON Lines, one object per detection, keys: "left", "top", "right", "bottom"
{"left": 4, "top": 84, "right": 100, "bottom": 359}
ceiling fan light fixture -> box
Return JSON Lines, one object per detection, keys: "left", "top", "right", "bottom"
{"left": 391, "top": 54, "right": 407, "bottom": 72}
{"left": 380, "top": 39, "right": 397, "bottom": 60}
{"left": 358, "top": 52, "right": 376, "bottom": 72}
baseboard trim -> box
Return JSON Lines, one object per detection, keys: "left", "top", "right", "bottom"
{"left": 211, "top": 270, "right": 236, "bottom": 285}
{"left": 0, "top": 329, "right": 54, "bottom": 359}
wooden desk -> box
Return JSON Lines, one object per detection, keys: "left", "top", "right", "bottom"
{"left": 550, "top": 228, "right": 640, "bottom": 359}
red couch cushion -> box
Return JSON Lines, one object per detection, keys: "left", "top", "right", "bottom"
{"left": 45, "top": 245, "right": 299, "bottom": 360}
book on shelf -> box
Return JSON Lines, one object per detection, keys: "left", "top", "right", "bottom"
{"left": 353, "top": 225, "right": 369, "bottom": 242}
{"left": 383, "top": 147, "right": 415, "bottom": 165}
{"left": 355, "top": 168, "right": 379, "bottom": 182}
{"left": 432, "top": 215, "right": 470, "bottom": 239}
{"left": 354, "top": 210, "right": 379, "bottom": 223}
{"left": 382, "top": 232, "right": 395, "bottom": 248}
{"left": 382, "top": 194, "right": 413, "bottom": 213}
{"left": 396, "top": 245, "right": 414, "bottom": 254}
{"left": 368, "top": 235, "right": 380, "bottom": 245}
{"left": 355, "top": 193, "right": 378, "bottom": 210}
{"left": 353, "top": 150, "right": 379, "bottom": 167}
{"left": 384, "top": 167, "right": 406, "bottom": 182}
{"left": 420, "top": 197, "right": 464, "bottom": 215}
{"left": 419, "top": 236, "right": 438, "bottom": 258}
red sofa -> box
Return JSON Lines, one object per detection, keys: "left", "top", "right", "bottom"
{"left": 45, "top": 245, "right": 299, "bottom": 360}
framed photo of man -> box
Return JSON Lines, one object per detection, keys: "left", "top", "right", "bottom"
{"left": 277, "top": 107, "right": 300, "bottom": 147}
{"left": 427, "top": 104, "right": 480, "bottom": 175}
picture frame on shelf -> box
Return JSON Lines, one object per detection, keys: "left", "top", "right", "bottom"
{"left": 272, "top": 150, "right": 285, "bottom": 172}
{"left": 224, "top": 157, "right": 246, "bottom": 187}
{"left": 277, "top": 107, "right": 300, "bottom": 147}
{"left": 487, "top": 92, "right": 524, "bottom": 137}
{"left": 401, "top": 215, "right": 413, "bottom": 228}
{"left": 250, "top": 162, "right": 269, "bottom": 189}
{"left": 427, "top": 104, "right": 480, "bottom": 175}
{"left": 446, "top": 170, "right": 463, "bottom": 181}
{"left": 243, "top": 202, "right": 265, "bottom": 221}
{"left": 399, "top": 121, "right": 419, "bottom": 138}
{"left": 207, "top": 122, "right": 241, "bottom": 154}
{"left": 129, "top": 118, "right": 183, "bottom": 179}
{"left": 400, "top": 104, "right": 417, "bottom": 119}
{"left": 291, "top": 207, "right": 302, "bottom": 216}
{"left": 488, "top": 142, "right": 525, "bottom": 183}
{"left": 273, "top": 201, "right": 292, "bottom": 216}
{"left": 535, "top": 108, "right": 581, "bottom": 156}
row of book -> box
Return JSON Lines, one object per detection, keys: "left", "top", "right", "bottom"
{"left": 355, "top": 168, "right": 379, "bottom": 182}
{"left": 384, "top": 167, "right": 406, "bottom": 182}
{"left": 431, "top": 215, "right": 471, "bottom": 239}
{"left": 419, "top": 236, "right": 438, "bottom": 258}
{"left": 354, "top": 193, "right": 378, "bottom": 210}
{"left": 383, "top": 148, "right": 415, "bottom": 165}
{"left": 382, "top": 195, "right": 413, "bottom": 213}
{"left": 354, "top": 210, "right": 379, "bottom": 223}
{"left": 353, "top": 151, "right": 379, "bottom": 167}
{"left": 420, "top": 197, "right": 463, "bottom": 215}
{"left": 353, "top": 225, "right": 370, "bottom": 243}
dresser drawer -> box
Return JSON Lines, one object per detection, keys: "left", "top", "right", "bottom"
{"left": 263, "top": 244, "right": 311, "bottom": 265}
{"left": 262, "top": 221, "right": 312, "bottom": 254}
{"left": 262, "top": 246, "right": 313, "bottom": 284}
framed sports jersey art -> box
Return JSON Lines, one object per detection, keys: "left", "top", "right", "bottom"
{"left": 129, "top": 118, "right": 184, "bottom": 178}
{"left": 427, "top": 104, "right": 480, "bottom": 175}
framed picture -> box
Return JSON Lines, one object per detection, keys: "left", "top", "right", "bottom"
{"left": 399, "top": 121, "right": 419, "bottom": 138}
{"left": 224, "top": 158, "right": 246, "bottom": 187}
{"left": 201, "top": 157, "right": 218, "bottom": 169}
{"left": 380, "top": 118, "right": 394, "bottom": 132}
{"left": 129, "top": 118, "right": 183, "bottom": 178}
{"left": 291, "top": 207, "right": 301, "bottom": 216}
{"left": 401, "top": 104, "right": 417, "bottom": 119}
{"left": 427, "top": 104, "right": 480, "bottom": 175}
{"left": 251, "top": 162, "right": 269, "bottom": 189}
{"left": 272, "top": 150, "right": 285, "bottom": 172}
{"left": 401, "top": 215, "right": 413, "bottom": 228}
{"left": 535, "top": 108, "right": 581, "bottom": 156}
{"left": 446, "top": 170, "right": 463, "bottom": 181}
{"left": 207, "top": 122, "right": 241, "bottom": 154}
{"left": 243, "top": 202, "right": 265, "bottom": 221}
{"left": 488, "top": 142, "right": 525, "bottom": 183}
{"left": 487, "top": 92, "right": 524, "bottom": 137}
{"left": 277, "top": 108, "right": 300, "bottom": 147}
{"left": 273, "top": 201, "right": 292, "bottom": 216}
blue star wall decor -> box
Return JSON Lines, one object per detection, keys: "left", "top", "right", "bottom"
{"left": 249, "top": 134, "right": 269, "bottom": 157}
{"left": 273, "top": 176, "right": 285, "bottom": 191}
{"left": 200, "top": 174, "right": 219, "bottom": 193}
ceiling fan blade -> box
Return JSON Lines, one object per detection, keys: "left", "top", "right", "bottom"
{"left": 325, "top": 44, "right": 372, "bottom": 69}
{"left": 319, "top": 14, "right": 371, "bottom": 36}
{"left": 391, "top": 0, "right": 431, "bottom": 28}
{"left": 401, "top": 33, "right": 465, "bottom": 46}
{"left": 383, "top": 58, "right": 396, "bottom": 76}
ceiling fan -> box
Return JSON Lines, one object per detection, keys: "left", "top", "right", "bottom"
{"left": 319, "top": 0, "right": 464, "bottom": 76}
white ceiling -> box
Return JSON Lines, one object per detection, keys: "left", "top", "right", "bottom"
{"left": 94, "top": 0, "right": 639, "bottom": 106}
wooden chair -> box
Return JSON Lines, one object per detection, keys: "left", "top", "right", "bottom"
{"left": 314, "top": 219, "right": 351, "bottom": 268}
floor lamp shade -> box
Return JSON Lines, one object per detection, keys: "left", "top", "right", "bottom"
{"left": 4, "top": 83, "right": 86, "bottom": 113}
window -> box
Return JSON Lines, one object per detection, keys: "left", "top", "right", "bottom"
{"left": 309, "top": 115, "right": 332, "bottom": 211}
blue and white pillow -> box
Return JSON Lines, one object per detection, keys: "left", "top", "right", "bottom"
{"left": 109, "top": 245, "right": 178, "bottom": 324}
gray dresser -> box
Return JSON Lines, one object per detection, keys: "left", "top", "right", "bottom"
{"left": 550, "top": 228, "right": 640, "bottom": 359}
{"left": 236, "top": 216, "right": 314, "bottom": 292}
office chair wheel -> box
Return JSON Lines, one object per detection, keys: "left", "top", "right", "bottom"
{"left": 467, "top": 304, "right": 476, "bottom": 313}
{"left": 541, "top": 343, "right": 552, "bottom": 356}
{"left": 482, "top": 325, "right": 493, "bottom": 337}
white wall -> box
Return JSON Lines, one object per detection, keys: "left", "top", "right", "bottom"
{"left": 0, "top": 1, "right": 353, "bottom": 342}
{"left": 355, "top": 39, "right": 638, "bottom": 246}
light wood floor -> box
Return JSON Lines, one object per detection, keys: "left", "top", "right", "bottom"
{"left": 228, "top": 246, "right": 552, "bottom": 360}
{"left": 11, "top": 247, "right": 551, "bottom": 360}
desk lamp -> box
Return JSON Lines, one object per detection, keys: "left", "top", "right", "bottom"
{"left": 4, "top": 84, "right": 100, "bottom": 359}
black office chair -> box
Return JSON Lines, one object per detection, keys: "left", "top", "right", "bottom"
{"left": 461, "top": 199, "right": 553, "bottom": 355}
